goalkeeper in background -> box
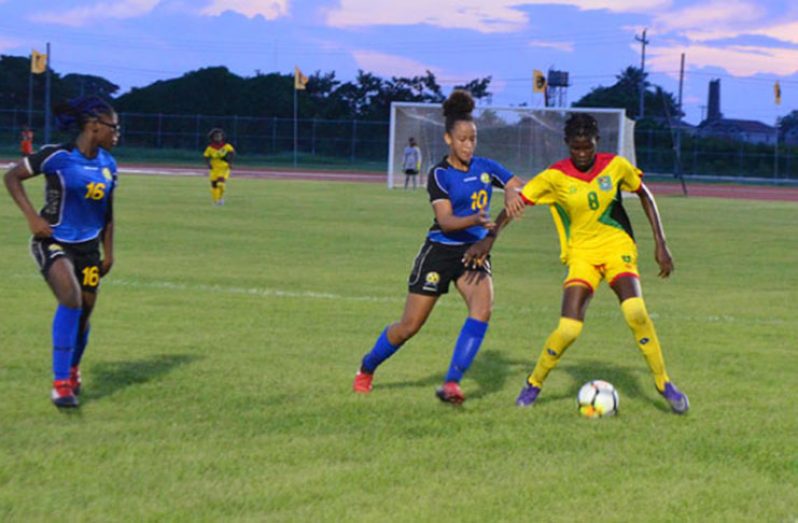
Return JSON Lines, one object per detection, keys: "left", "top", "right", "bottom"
{"left": 204, "top": 128, "right": 235, "bottom": 205}
{"left": 402, "top": 136, "right": 422, "bottom": 190}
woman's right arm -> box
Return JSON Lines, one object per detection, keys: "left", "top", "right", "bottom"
{"left": 432, "top": 199, "right": 492, "bottom": 234}
{"left": 4, "top": 163, "right": 52, "bottom": 237}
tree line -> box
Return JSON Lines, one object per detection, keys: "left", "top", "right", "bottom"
{"left": 1, "top": 53, "right": 795, "bottom": 178}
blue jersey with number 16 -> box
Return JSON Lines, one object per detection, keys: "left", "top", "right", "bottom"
{"left": 24, "top": 143, "right": 118, "bottom": 243}
{"left": 426, "top": 156, "right": 514, "bottom": 245}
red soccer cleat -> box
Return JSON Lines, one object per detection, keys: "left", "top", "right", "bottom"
{"left": 51, "top": 379, "right": 79, "bottom": 408}
{"left": 435, "top": 381, "right": 465, "bottom": 405}
{"left": 353, "top": 371, "right": 373, "bottom": 393}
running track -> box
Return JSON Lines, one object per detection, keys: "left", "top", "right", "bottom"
{"left": 4, "top": 161, "right": 798, "bottom": 202}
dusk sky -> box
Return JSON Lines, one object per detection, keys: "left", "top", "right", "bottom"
{"left": 1, "top": 0, "right": 796, "bottom": 126}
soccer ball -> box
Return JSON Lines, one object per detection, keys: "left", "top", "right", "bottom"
{"left": 577, "top": 380, "right": 619, "bottom": 418}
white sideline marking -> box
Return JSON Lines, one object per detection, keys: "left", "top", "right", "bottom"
{"left": 109, "top": 277, "right": 403, "bottom": 304}
{"left": 9, "top": 274, "right": 784, "bottom": 325}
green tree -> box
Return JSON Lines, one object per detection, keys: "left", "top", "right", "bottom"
{"left": 573, "top": 66, "right": 678, "bottom": 120}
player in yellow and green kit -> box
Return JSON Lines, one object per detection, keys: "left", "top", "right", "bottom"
{"left": 204, "top": 128, "right": 235, "bottom": 205}
{"left": 463, "top": 113, "right": 689, "bottom": 414}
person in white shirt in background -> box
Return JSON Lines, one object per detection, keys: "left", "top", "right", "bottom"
{"left": 402, "top": 137, "right": 422, "bottom": 190}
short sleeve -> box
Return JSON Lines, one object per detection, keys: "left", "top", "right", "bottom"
{"left": 483, "top": 158, "right": 513, "bottom": 187}
{"left": 616, "top": 156, "right": 643, "bottom": 192}
{"left": 203, "top": 146, "right": 213, "bottom": 158}
{"left": 24, "top": 145, "right": 64, "bottom": 176}
{"left": 225, "top": 144, "right": 235, "bottom": 154}
{"left": 427, "top": 166, "right": 449, "bottom": 202}
{"left": 520, "top": 170, "right": 556, "bottom": 205}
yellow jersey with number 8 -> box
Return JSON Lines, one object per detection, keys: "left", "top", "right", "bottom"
{"left": 520, "top": 153, "right": 643, "bottom": 264}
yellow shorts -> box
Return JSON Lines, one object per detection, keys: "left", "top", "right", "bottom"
{"left": 210, "top": 170, "right": 230, "bottom": 182}
{"left": 564, "top": 245, "right": 639, "bottom": 293}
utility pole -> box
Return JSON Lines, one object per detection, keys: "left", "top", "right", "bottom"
{"left": 635, "top": 28, "right": 649, "bottom": 120}
{"left": 675, "top": 53, "right": 687, "bottom": 196}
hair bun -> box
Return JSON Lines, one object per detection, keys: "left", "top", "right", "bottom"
{"left": 443, "top": 90, "right": 475, "bottom": 119}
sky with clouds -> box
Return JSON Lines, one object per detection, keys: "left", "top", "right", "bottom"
{"left": 0, "top": 0, "right": 796, "bottom": 125}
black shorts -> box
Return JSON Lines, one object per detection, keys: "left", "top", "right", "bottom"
{"left": 30, "top": 237, "right": 102, "bottom": 293}
{"left": 408, "top": 239, "right": 492, "bottom": 296}
{"left": 404, "top": 169, "right": 419, "bottom": 176}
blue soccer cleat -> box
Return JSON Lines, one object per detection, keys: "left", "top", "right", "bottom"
{"left": 660, "top": 382, "right": 689, "bottom": 414}
{"left": 515, "top": 384, "right": 541, "bottom": 407}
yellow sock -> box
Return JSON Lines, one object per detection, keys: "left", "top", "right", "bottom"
{"left": 210, "top": 186, "right": 219, "bottom": 202}
{"left": 528, "top": 317, "right": 583, "bottom": 387}
{"left": 621, "top": 297, "right": 670, "bottom": 391}
{"left": 217, "top": 182, "right": 226, "bottom": 200}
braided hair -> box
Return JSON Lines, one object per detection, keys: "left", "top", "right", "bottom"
{"left": 443, "top": 90, "right": 475, "bottom": 134}
{"left": 564, "top": 113, "right": 599, "bottom": 141}
{"left": 53, "top": 95, "right": 115, "bottom": 132}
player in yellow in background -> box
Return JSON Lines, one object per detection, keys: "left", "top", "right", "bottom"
{"left": 204, "top": 128, "right": 235, "bottom": 205}
{"left": 463, "top": 112, "right": 689, "bottom": 414}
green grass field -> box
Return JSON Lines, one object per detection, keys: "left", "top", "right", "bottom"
{"left": 1, "top": 174, "right": 796, "bottom": 521}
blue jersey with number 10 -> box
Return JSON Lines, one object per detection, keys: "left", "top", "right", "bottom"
{"left": 24, "top": 143, "right": 118, "bottom": 243}
{"left": 426, "top": 156, "right": 514, "bottom": 245}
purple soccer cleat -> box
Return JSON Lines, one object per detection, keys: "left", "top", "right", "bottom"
{"left": 515, "top": 384, "right": 541, "bottom": 407}
{"left": 660, "top": 382, "right": 689, "bottom": 414}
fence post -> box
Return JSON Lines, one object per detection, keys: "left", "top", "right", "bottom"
{"left": 737, "top": 133, "right": 745, "bottom": 178}
{"left": 157, "top": 113, "right": 163, "bottom": 148}
{"left": 195, "top": 114, "right": 201, "bottom": 151}
{"left": 351, "top": 120, "right": 357, "bottom": 162}
{"left": 272, "top": 116, "right": 277, "bottom": 155}
{"left": 312, "top": 118, "right": 317, "bottom": 156}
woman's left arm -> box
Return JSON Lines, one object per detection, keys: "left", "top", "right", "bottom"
{"left": 637, "top": 183, "right": 673, "bottom": 278}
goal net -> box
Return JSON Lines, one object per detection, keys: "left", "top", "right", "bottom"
{"left": 388, "top": 103, "right": 636, "bottom": 189}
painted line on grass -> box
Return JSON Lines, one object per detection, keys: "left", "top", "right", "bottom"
{"left": 104, "top": 277, "right": 784, "bottom": 325}
{"left": 9, "top": 273, "right": 784, "bottom": 325}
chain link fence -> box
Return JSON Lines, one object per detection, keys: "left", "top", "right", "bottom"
{"left": 2, "top": 108, "right": 797, "bottom": 182}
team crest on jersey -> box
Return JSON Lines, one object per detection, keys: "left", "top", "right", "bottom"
{"left": 622, "top": 255, "right": 632, "bottom": 263}
{"left": 480, "top": 172, "right": 491, "bottom": 184}
{"left": 598, "top": 175, "right": 613, "bottom": 191}
{"left": 102, "top": 168, "right": 113, "bottom": 181}
{"left": 422, "top": 271, "right": 440, "bottom": 292}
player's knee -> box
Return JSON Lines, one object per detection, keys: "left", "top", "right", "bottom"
{"left": 60, "top": 290, "right": 82, "bottom": 309}
{"left": 556, "top": 317, "right": 583, "bottom": 345}
{"left": 469, "top": 306, "right": 491, "bottom": 323}
{"left": 393, "top": 319, "right": 422, "bottom": 343}
{"left": 621, "top": 297, "right": 649, "bottom": 328}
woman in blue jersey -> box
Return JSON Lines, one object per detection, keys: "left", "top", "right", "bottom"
{"left": 353, "top": 90, "right": 525, "bottom": 404}
{"left": 4, "top": 96, "right": 120, "bottom": 408}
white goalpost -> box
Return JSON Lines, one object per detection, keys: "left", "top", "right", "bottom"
{"left": 388, "top": 102, "right": 636, "bottom": 189}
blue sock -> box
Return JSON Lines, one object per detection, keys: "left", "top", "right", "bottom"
{"left": 71, "top": 326, "right": 90, "bottom": 368}
{"left": 52, "top": 305, "right": 81, "bottom": 381}
{"left": 361, "top": 327, "right": 401, "bottom": 373}
{"left": 445, "top": 318, "right": 489, "bottom": 383}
